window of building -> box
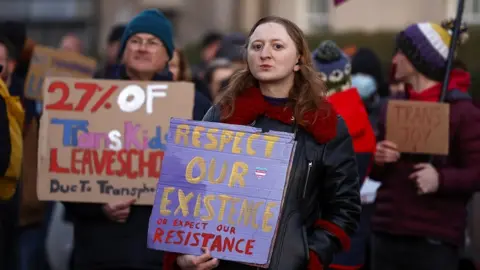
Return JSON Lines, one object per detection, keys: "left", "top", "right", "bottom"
{"left": 307, "top": 0, "right": 330, "bottom": 29}
{"left": 465, "top": 0, "right": 480, "bottom": 24}
{"left": 0, "top": 0, "right": 100, "bottom": 56}
{"left": 0, "top": 0, "right": 95, "bottom": 20}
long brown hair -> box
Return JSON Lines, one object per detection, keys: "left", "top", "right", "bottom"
{"left": 173, "top": 49, "right": 192, "bottom": 82}
{"left": 217, "top": 16, "right": 330, "bottom": 125}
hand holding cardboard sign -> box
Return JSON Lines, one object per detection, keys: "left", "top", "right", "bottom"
{"left": 409, "top": 163, "right": 439, "bottom": 195}
{"left": 375, "top": 140, "right": 401, "bottom": 165}
{"left": 177, "top": 248, "right": 219, "bottom": 270}
{"left": 102, "top": 198, "right": 136, "bottom": 223}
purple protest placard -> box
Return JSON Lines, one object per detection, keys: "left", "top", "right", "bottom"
{"left": 148, "top": 118, "right": 296, "bottom": 266}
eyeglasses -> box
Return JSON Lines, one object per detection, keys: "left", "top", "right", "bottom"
{"left": 127, "top": 38, "right": 163, "bottom": 52}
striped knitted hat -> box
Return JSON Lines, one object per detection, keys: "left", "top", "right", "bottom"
{"left": 312, "top": 40, "right": 352, "bottom": 94}
{"left": 396, "top": 19, "right": 468, "bottom": 81}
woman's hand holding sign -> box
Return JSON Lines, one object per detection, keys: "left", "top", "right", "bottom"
{"left": 103, "top": 198, "right": 136, "bottom": 223}
{"left": 177, "top": 248, "right": 219, "bottom": 270}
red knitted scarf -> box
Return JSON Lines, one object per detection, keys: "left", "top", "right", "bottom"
{"left": 221, "top": 87, "right": 337, "bottom": 144}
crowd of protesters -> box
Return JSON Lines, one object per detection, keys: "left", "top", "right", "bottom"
{"left": 0, "top": 8, "right": 479, "bottom": 270}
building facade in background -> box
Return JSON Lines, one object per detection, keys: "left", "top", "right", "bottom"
{"left": 103, "top": 0, "right": 479, "bottom": 47}
{"left": 0, "top": 0, "right": 478, "bottom": 58}
{"left": 0, "top": 0, "right": 100, "bottom": 55}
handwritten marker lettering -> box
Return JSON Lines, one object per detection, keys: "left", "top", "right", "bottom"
{"left": 117, "top": 84, "right": 168, "bottom": 114}
{"left": 38, "top": 77, "right": 195, "bottom": 205}
{"left": 45, "top": 81, "right": 118, "bottom": 112}
{"left": 107, "top": 130, "right": 122, "bottom": 151}
{"left": 146, "top": 85, "right": 167, "bottom": 114}
{"left": 117, "top": 85, "right": 145, "bottom": 113}
{"left": 386, "top": 100, "right": 449, "bottom": 155}
{"left": 147, "top": 118, "right": 296, "bottom": 265}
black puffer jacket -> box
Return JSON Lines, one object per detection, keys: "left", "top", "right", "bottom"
{"left": 164, "top": 106, "right": 361, "bottom": 270}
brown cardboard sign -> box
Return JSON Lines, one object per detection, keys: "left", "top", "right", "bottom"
{"left": 24, "top": 45, "right": 97, "bottom": 100}
{"left": 37, "top": 77, "right": 195, "bottom": 205}
{"left": 386, "top": 100, "right": 450, "bottom": 155}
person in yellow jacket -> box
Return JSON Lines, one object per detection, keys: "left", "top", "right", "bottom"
{"left": 0, "top": 60, "right": 25, "bottom": 270}
{"left": 0, "top": 76, "right": 24, "bottom": 199}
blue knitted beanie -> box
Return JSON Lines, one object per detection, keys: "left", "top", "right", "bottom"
{"left": 118, "top": 9, "right": 175, "bottom": 60}
{"left": 312, "top": 40, "right": 352, "bottom": 93}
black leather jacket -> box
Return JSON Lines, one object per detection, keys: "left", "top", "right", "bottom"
{"left": 202, "top": 106, "right": 361, "bottom": 270}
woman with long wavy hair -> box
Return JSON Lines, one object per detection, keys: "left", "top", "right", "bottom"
{"left": 163, "top": 16, "right": 361, "bottom": 270}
